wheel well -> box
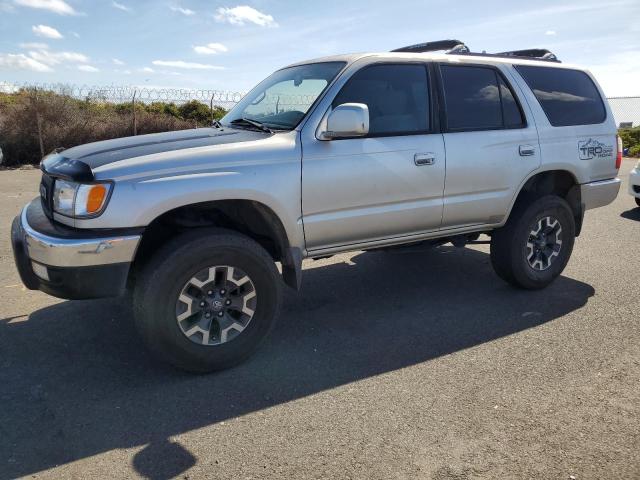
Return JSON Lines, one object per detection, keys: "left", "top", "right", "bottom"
{"left": 130, "top": 200, "right": 297, "bottom": 287}
{"left": 513, "top": 170, "right": 583, "bottom": 235}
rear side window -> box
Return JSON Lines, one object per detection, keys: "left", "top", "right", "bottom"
{"left": 515, "top": 65, "right": 606, "bottom": 127}
{"left": 332, "top": 64, "right": 430, "bottom": 136}
{"left": 440, "top": 65, "right": 525, "bottom": 131}
{"left": 499, "top": 76, "right": 524, "bottom": 128}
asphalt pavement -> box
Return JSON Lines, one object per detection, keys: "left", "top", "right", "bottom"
{"left": 0, "top": 160, "right": 638, "bottom": 479}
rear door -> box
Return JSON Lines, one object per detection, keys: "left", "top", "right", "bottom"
{"left": 437, "top": 63, "right": 541, "bottom": 228}
{"left": 301, "top": 63, "right": 446, "bottom": 251}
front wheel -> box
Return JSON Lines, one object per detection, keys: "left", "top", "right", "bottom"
{"left": 133, "top": 229, "right": 282, "bottom": 372}
{"left": 490, "top": 195, "right": 576, "bottom": 290}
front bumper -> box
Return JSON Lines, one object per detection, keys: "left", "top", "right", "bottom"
{"left": 629, "top": 167, "right": 640, "bottom": 198}
{"left": 11, "top": 200, "right": 142, "bottom": 300}
{"left": 581, "top": 178, "right": 621, "bottom": 210}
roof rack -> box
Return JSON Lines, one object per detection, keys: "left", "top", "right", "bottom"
{"left": 390, "top": 40, "right": 561, "bottom": 62}
{"left": 391, "top": 39, "right": 469, "bottom": 54}
{"left": 496, "top": 48, "right": 559, "bottom": 62}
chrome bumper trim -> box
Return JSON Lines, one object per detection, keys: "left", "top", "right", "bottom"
{"left": 20, "top": 206, "right": 141, "bottom": 267}
{"left": 581, "top": 178, "right": 621, "bottom": 211}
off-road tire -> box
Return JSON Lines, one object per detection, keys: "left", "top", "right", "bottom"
{"left": 133, "top": 228, "right": 281, "bottom": 372}
{"left": 490, "top": 195, "right": 575, "bottom": 290}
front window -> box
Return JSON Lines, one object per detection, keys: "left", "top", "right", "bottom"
{"left": 222, "top": 62, "right": 346, "bottom": 131}
{"left": 332, "top": 63, "right": 430, "bottom": 136}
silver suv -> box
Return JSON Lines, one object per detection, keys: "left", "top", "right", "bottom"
{"left": 11, "top": 40, "right": 622, "bottom": 371}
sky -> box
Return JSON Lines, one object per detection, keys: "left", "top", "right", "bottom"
{"left": 0, "top": 0, "right": 639, "bottom": 96}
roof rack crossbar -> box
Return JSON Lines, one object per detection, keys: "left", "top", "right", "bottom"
{"left": 495, "top": 48, "right": 559, "bottom": 62}
{"left": 391, "top": 39, "right": 470, "bottom": 54}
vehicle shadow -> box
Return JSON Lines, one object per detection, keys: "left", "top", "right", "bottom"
{"left": 620, "top": 206, "right": 640, "bottom": 221}
{"left": 0, "top": 247, "right": 594, "bottom": 479}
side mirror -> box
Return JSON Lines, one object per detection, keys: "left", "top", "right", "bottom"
{"left": 324, "top": 103, "right": 369, "bottom": 139}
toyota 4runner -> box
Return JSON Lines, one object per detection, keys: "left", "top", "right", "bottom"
{"left": 11, "top": 40, "right": 622, "bottom": 372}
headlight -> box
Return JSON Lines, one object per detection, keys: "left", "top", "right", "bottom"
{"left": 52, "top": 180, "right": 112, "bottom": 218}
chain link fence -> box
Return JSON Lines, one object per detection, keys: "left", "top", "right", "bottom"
{"left": 608, "top": 97, "right": 640, "bottom": 128}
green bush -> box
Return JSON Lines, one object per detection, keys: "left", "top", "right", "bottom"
{"left": 147, "top": 101, "right": 181, "bottom": 118}
{"left": 619, "top": 126, "right": 640, "bottom": 156}
{"left": 178, "top": 100, "right": 213, "bottom": 124}
{"left": 0, "top": 89, "right": 228, "bottom": 166}
{"left": 629, "top": 144, "right": 640, "bottom": 157}
{"left": 211, "top": 105, "right": 227, "bottom": 121}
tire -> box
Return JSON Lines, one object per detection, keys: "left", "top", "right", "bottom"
{"left": 635, "top": 197, "right": 640, "bottom": 207}
{"left": 133, "top": 228, "right": 282, "bottom": 372}
{"left": 490, "top": 195, "right": 575, "bottom": 290}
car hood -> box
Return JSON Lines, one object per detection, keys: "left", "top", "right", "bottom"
{"left": 59, "top": 127, "right": 270, "bottom": 170}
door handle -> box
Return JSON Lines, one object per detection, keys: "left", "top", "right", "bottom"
{"left": 519, "top": 145, "right": 536, "bottom": 156}
{"left": 414, "top": 153, "right": 435, "bottom": 166}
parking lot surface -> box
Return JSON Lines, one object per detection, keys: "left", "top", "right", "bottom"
{"left": 1, "top": 160, "right": 639, "bottom": 479}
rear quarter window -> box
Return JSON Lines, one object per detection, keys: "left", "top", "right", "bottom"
{"left": 515, "top": 65, "right": 606, "bottom": 127}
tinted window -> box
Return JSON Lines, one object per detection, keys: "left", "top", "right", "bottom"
{"left": 499, "top": 76, "right": 525, "bottom": 128}
{"left": 333, "top": 64, "right": 429, "bottom": 136}
{"left": 441, "top": 65, "right": 525, "bottom": 131}
{"left": 441, "top": 65, "right": 502, "bottom": 130}
{"left": 516, "top": 65, "right": 606, "bottom": 127}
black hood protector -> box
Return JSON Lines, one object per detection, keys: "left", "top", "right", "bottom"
{"left": 41, "top": 155, "right": 95, "bottom": 182}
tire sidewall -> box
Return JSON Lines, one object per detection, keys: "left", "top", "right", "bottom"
{"left": 509, "top": 196, "right": 575, "bottom": 289}
{"left": 135, "top": 231, "right": 281, "bottom": 371}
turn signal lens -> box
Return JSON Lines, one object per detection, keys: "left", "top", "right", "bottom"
{"left": 86, "top": 185, "right": 107, "bottom": 213}
{"left": 75, "top": 183, "right": 112, "bottom": 217}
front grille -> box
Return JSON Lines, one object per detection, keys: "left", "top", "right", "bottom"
{"left": 40, "top": 173, "right": 54, "bottom": 219}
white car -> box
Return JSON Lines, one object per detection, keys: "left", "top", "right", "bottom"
{"left": 630, "top": 160, "right": 640, "bottom": 207}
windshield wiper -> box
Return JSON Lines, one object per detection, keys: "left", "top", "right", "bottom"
{"left": 230, "top": 117, "right": 273, "bottom": 133}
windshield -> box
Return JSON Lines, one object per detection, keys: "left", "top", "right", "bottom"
{"left": 222, "top": 62, "right": 346, "bottom": 131}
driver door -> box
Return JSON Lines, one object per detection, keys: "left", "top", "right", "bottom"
{"left": 301, "top": 63, "right": 446, "bottom": 252}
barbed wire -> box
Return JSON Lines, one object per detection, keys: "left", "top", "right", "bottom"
{"left": 0, "top": 81, "right": 244, "bottom": 107}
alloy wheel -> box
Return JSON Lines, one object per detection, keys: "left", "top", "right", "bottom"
{"left": 175, "top": 265, "right": 257, "bottom": 346}
{"left": 526, "top": 216, "right": 563, "bottom": 271}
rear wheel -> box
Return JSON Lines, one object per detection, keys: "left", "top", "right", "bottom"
{"left": 133, "top": 229, "right": 281, "bottom": 372}
{"left": 490, "top": 195, "right": 575, "bottom": 290}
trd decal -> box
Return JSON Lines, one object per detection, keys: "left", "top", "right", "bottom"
{"left": 578, "top": 138, "right": 613, "bottom": 160}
